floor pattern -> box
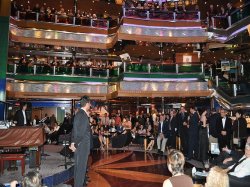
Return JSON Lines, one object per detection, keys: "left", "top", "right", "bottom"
{"left": 86, "top": 150, "right": 170, "bottom": 187}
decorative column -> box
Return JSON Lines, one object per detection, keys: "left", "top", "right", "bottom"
{"left": 0, "top": 0, "right": 11, "bottom": 120}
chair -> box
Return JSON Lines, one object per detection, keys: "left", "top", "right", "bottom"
{"left": 229, "top": 175, "right": 250, "bottom": 187}
{"left": 112, "top": 134, "right": 127, "bottom": 148}
{"left": 0, "top": 153, "right": 26, "bottom": 176}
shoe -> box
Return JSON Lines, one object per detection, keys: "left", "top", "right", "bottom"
{"left": 157, "top": 149, "right": 161, "bottom": 153}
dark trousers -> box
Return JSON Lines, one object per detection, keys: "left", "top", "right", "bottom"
{"left": 74, "top": 143, "right": 89, "bottom": 187}
{"left": 218, "top": 135, "right": 231, "bottom": 150}
{"left": 188, "top": 132, "right": 199, "bottom": 159}
{"left": 213, "top": 151, "right": 235, "bottom": 169}
{"left": 180, "top": 127, "right": 188, "bottom": 155}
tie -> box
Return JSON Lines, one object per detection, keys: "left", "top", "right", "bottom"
{"left": 169, "top": 118, "right": 172, "bottom": 130}
{"left": 227, "top": 157, "right": 247, "bottom": 173}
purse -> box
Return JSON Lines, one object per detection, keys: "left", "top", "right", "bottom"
{"left": 233, "top": 120, "right": 242, "bottom": 148}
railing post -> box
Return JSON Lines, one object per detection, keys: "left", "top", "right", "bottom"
{"left": 90, "top": 19, "right": 93, "bottom": 27}
{"left": 148, "top": 64, "right": 151, "bottom": 73}
{"left": 175, "top": 64, "right": 179, "bottom": 74}
{"left": 123, "top": 8, "right": 126, "bottom": 17}
{"left": 55, "top": 15, "right": 58, "bottom": 23}
{"left": 36, "top": 13, "right": 39, "bottom": 21}
{"left": 173, "top": 12, "right": 176, "bottom": 21}
{"left": 14, "top": 64, "right": 17, "bottom": 74}
{"left": 17, "top": 11, "right": 20, "bottom": 19}
{"left": 197, "top": 11, "right": 200, "bottom": 21}
{"left": 146, "top": 11, "right": 150, "bottom": 19}
{"left": 117, "top": 67, "right": 120, "bottom": 76}
{"left": 53, "top": 66, "right": 56, "bottom": 75}
{"left": 215, "top": 75, "right": 219, "bottom": 87}
{"left": 33, "top": 65, "right": 37, "bottom": 75}
{"left": 201, "top": 63, "right": 204, "bottom": 74}
{"left": 90, "top": 68, "right": 92, "bottom": 77}
{"left": 107, "top": 69, "right": 109, "bottom": 77}
{"left": 228, "top": 16, "right": 232, "bottom": 27}
{"left": 210, "top": 67, "right": 213, "bottom": 78}
{"left": 233, "top": 84, "right": 237, "bottom": 97}
{"left": 211, "top": 17, "right": 215, "bottom": 28}
{"left": 123, "top": 62, "right": 126, "bottom": 72}
{"left": 71, "top": 67, "right": 74, "bottom": 75}
{"left": 73, "top": 17, "right": 76, "bottom": 25}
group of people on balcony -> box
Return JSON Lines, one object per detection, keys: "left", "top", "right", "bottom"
{"left": 13, "top": 55, "right": 118, "bottom": 76}
{"left": 206, "top": 2, "right": 244, "bottom": 28}
{"left": 11, "top": 1, "right": 115, "bottom": 26}
{"left": 125, "top": 0, "right": 198, "bottom": 13}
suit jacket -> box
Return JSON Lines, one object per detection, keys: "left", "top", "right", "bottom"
{"left": 188, "top": 112, "right": 199, "bottom": 134}
{"left": 167, "top": 116, "right": 178, "bottom": 134}
{"left": 71, "top": 109, "right": 90, "bottom": 152}
{"left": 177, "top": 112, "right": 188, "bottom": 133}
{"left": 217, "top": 116, "right": 232, "bottom": 139}
{"left": 208, "top": 113, "right": 220, "bottom": 138}
{"left": 157, "top": 121, "right": 168, "bottom": 138}
{"left": 14, "top": 109, "right": 29, "bottom": 126}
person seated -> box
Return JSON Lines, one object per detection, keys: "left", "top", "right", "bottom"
{"left": 163, "top": 149, "right": 193, "bottom": 187}
{"left": 122, "top": 116, "right": 132, "bottom": 130}
{"left": 116, "top": 123, "right": 124, "bottom": 134}
{"left": 10, "top": 171, "right": 42, "bottom": 187}
{"left": 146, "top": 124, "right": 155, "bottom": 151}
{"left": 48, "top": 122, "right": 60, "bottom": 144}
{"left": 205, "top": 166, "right": 229, "bottom": 187}
{"left": 212, "top": 136, "right": 250, "bottom": 169}
{"left": 227, "top": 140, "right": 250, "bottom": 178}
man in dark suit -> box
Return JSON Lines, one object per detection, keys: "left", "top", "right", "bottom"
{"left": 217, "top": 108, "right": 232, "bottom": 150}
{"left": 187, "top": 106, "right": 199, "bottom": 160}
{"left": 69, "top": 96, "right": 91, "bottom": 187}
{"left": 157, "top": 114, "right": 168, "bottom": 154}
{"left": 14, "top": 102, "right": 29, "bottom": 126}
{"left": 177, "top": 106, "right": 189, "bottom": 156}
{"left": 167, "top": 109, "right": 178, "bottom": 149}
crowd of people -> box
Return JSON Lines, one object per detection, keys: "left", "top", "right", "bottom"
{"left": 124, "top": 0, "right": 199, "bottom": 13}
{"left": 6, "top": 99, "right": 250, "bottom": 186}
{"left": 11, "top": 1, "right": 116, "bottom": 26}
{"left": 11, "top": 55, "right": 120, "bottom": 76}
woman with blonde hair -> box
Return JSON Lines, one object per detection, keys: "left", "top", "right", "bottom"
{"left": 205, "top": 166, "right": 229, "bottom": 187}
{"left": 163, "top": 149, "right": 193, "bottom": 187}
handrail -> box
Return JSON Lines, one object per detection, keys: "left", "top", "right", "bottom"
{"left": 15, "top": 10, "right": 119, "bottom": 29}
{"left": 123, "top": 8, "right": 200, "bottom": 21}
{"left": 7, "top": 61, "right": 122, "bottom": 78}
{"left": 7, "top": 61, "right": 205, "bottom": 77}
{"left": 211, "top": 2, "right": 250, "bottom": 29}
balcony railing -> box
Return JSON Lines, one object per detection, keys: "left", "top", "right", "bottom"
{"left": 211, "top": 2, "right": 250, "bottom": 29}
{"left": 123, "top": 62, "right": 204, "bottom": 74}
{"left": 7, "top": 62, "right": 122, "bottom": 78}
{"left": 123, "top": 8, "right": 200, "bottom": 21}
{"left": 15, "top": 11, "right": 119, "bottom": 29}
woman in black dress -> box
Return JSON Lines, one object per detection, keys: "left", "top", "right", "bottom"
{"left": 198, "top": 109, "right": 209, "bottom": 161}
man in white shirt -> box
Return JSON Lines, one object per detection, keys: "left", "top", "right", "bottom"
{"left": 228, "top": 139, "right": 250, "bottom": 178}
{"left": 157, "top": 114, "right": 168, "bottom": 154}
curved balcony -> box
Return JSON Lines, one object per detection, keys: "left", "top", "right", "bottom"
{"left": 123, "top": 8, "right": 200, "bottom": 24}
{"left": 9, "top": 23, "right": 117, "bottom": 49}
{"left": 209, "top": 2, "right": 250, "bottom": 42}
{"left": 7, "top": 62, "right": 121, "bottom": 83}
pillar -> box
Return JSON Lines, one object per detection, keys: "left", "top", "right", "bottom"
{"left": 0, "top": 0, "right": 11, "bottom": 120}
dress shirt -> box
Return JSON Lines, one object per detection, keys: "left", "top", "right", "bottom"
{"left": 222, "top": 117, "right": 226, "bottom": 129}
{"left": 22, "top": 110, "right": 27, "bottom": 125}
{"left": 160, "top": 121, "right": 163, "bottom": 133}
{"left": 228, "top": 156, "right": 250, "bottom": 178}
